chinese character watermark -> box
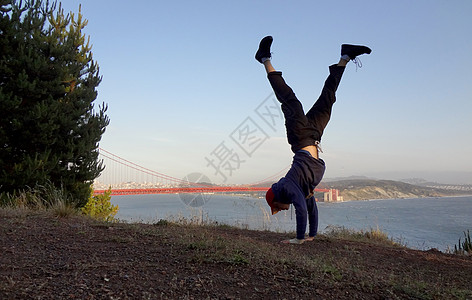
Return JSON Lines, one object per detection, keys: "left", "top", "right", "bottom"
{"left": 204, "top": 92, "right": 283, "bottom": 183}
{"left": 179, "top": 172, "right": 212, "bottom": 207}
{"left": 255, "top": 94, "right": 283, "bottom": 132}
{"left": 230, "top": 117, "right": 268, "bottom": 157}
{"left": 205, "top": 141, "right": 245, "bottom": 182}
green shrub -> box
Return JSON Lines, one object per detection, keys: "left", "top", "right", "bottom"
{"left": 81, "top": 187, "right": 118, "bottom": 222}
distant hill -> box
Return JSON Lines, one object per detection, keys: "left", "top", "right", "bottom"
{"left": 322, "top": 179, "right": 470, "bottom": 201}
{"left": 248, "top": 178, "right": 471, "bottom": 201}
{"left": 323, "top": 175, "right": 373, "bottom": 182}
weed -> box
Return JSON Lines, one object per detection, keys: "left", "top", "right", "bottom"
{"left": 0, "top": 207, "right": 30, "bottom": 219}
{"left": 165, "top": 210, "right": 215, "bottom": 226}
{"left": 52, "top": 199, "right": 78, "bottom": 218}
{"left": 186, "top": 240, "right": 209, "bottom": 251}
{"left": 1, "top": 187, "right": 46, "bottom": 209}
{"left": 154, "top": 219, "right": 169, "bottom": 226}
{"left": 321, "top": 263, "right": 343, "bottom": 281}
{"left": 228, "top": 250, "right": 249, "bottom": 265}
{"left": 323, "top": 225, "right": 401, "bottom": 247}
{"left": 392, "top": 280, "right": 430, "bottom": 299}
{"left": 215, "top": 223, "right": 232, "bottom": 229}
{"left": 343, "top": 244, "right": 360, "bottom": 254}
{"left": 454, "top": 230, "right": 472, "bottom": 255}
{"left": 450, "top": 288, "right": 472, "bottom": 299}
{"left": 1, "top": 183, "right": 79, "bottom": 218}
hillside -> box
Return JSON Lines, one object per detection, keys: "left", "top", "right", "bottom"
{"left": 323, "top": 179, "right": 469, "bottom": 201}
{"left": 1, "top": 210, "right": 471, "bottom": 299}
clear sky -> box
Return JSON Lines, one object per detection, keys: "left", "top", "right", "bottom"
{"left": 60, "top": 0, "right": 472, "bottom": 185}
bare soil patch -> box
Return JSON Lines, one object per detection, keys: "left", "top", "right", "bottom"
{"left": 1, "top": 210, "right": 471, "bottom": 299}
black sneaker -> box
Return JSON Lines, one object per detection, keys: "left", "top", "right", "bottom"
{"left": 255, "top": 36, "right": 273, "bottom": 63}
{"left": 341, "top": 44, "right": 372, "bottom": 60}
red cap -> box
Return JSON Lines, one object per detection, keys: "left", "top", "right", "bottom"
{"left": 266, "top": 188, "right": 279, "bottom": 215}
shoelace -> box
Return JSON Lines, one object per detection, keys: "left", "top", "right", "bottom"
{"left": 352, "top": 57, "right": 363, "bottom": 71}
{"left": 314, "top": 141, "right": 323, "bottom": 153}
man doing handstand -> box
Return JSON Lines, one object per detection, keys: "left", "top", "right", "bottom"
{"left": 255, "top": 36, "right": 371, "bottom": 244}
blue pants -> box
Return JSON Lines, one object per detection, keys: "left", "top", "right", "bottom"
{"left": 306, "top": 196, "right": 319, "bottom": 237}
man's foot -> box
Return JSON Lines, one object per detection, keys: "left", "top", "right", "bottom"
{"left": 255, "top": 36, "right": 273, "bottom": 63}
{"left": 305, "top": 236, "right": 315, "bottom": 241}
{"left": 341, "top": 44, "right": 372, "bottom": 60}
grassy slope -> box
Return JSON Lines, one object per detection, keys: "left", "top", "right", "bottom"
{"left": 1, "top": 209, "right": 471, "bottom": 299}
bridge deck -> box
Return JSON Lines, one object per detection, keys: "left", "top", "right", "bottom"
{"left": 94, "top": 187, "right": 331, "bottom": 196}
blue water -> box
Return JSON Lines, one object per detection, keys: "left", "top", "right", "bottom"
{"left": 111, "top": 194, "right": 472, "bottom": 252}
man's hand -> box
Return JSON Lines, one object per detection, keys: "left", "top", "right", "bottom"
{"left": 281, "top": 238, "right": 305, "bottom": 244}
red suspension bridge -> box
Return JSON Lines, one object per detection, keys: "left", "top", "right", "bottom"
{"left": 94, "top": 148, "right": 340, "bottom": 201}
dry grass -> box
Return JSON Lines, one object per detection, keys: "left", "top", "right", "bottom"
{"left": 323, "top": 225, "right": 404, "bottom": 247}
{"left": 1, "top": 209, "right": 471, "bottom": 299}
{"left": 1, "top": 189, "right": 471, "bottom": 299}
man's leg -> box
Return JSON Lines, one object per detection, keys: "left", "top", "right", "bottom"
{"left": 267, "top": 68, "right": 313, "bottom": 152}
{"left": 304, "top": 61, "right": 346, "bottom": 142}
{"left": 305, "top": 44, "right": 371, "bottom": 142}
{"left": 306, "top": 197, "right": 318, "bottom": 240}
{"left": 257, "top": 36, "right": 311, "bottom": 152}
{"left": 263, "top": 59, "right": 276, "bottom": 74}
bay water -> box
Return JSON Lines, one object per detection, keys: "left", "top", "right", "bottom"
{"left": 111, "top": 194, "right": 472, "bottom": 252}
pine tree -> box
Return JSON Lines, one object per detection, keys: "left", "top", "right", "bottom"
{"left": 0, "top": 0, "right": 109, "bottom": 207}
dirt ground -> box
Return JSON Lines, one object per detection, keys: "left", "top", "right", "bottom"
{"left": 1, "top": 210, "right": 471, "bottom": 299}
